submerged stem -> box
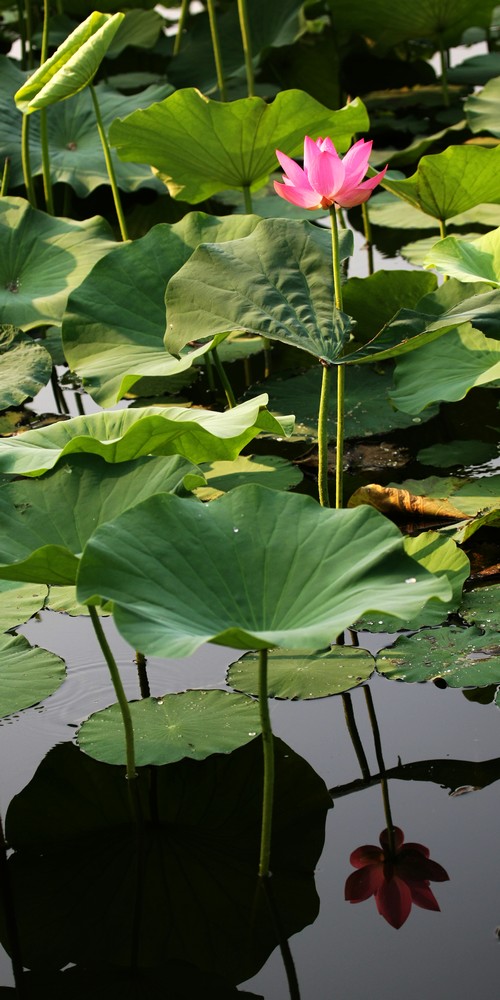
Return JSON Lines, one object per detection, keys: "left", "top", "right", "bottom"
{"left": 206, "top": 0, "right": 227, "bottom": 101}
{"left": 88, "top": 606, "right": 137, "bottom": 785}
{"left": 90, "top": 84, "right": 129, "bottom": 241}
{"left": 258, "top": 648, "right": 275, "bottom": 878}
{"left": 237, "top": 0, "right": 254, "bottom": 97}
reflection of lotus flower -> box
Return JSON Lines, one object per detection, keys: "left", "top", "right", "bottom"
{"left": 345, "top": 827, "right": 449, "bottom": 929}
{"left": 274, "top": 136, "right": 387, "bottom": 210}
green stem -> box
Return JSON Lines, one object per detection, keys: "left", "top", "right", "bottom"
{"left": 1, "top": 157, "right": 10, "bottom": 196}
{"left": 364, "top": 685, "right": 396, "bottom": 856}
{"left": 342, "top": 692, "right": 371, "bottom": 781}
{"left": 243, "top": 184, "right": 253, "bottom": 213}
{"left": 21, "top": 115, "right": 36, "bottom": 207}
{"left": 39, "top": 0, "right": 54, "bottom": 214}
{"left": 90, "top": 83, "right": 129, "bottom": 241}
{"left": 51, "top": 368, "right": 69, "bottom": 415}
{"left": 173, "top": 0, "right": 190, "bottom": 56}
{"left": 361, "top": 200, "right": 374, "bottom": 275}
{"left": 88, "top": 606, "right": 138, "bottom": 785}
{"left": 438, "top": 218, "right": 448, "bottom": 281}
{"left": 24, "top": 0, "right": 33, "bottom": 69}
{"left": 206, "top": 0, "right": 227, "bottom": 101}
{"left": 16, "top": 0, "right": 27, "bottom": 70}
{"left": 331, "top": 204, "right": 345, "bottom": 508}
{"left": 211, "top": 344, "right": 237, "bottom": 407}
{"left": 259, "top": 879, "right": 301, "bottom": 1000}
{"left": 237, "top": 0, "right": 254, "bottom": 97}
{"left": 438, "top": 35, "right": 450, "bottom": 108}
{"left": 258, "top": 648, "right": 275, "bottom": 879}
{"left": 317, "top": 363, "right": 332, "bottom": 507}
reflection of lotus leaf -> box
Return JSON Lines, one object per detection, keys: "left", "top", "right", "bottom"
{"left": 2, "top": 740, "right": 331, "bottom": 983}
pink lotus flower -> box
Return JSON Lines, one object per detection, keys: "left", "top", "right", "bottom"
{"left": 274, "top": 136, "right": 387, "bottom": 210}
{"left": 344, "top": 826, "right": 449, "bottom": 929}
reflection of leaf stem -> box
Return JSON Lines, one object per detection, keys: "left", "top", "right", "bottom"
{"left": 237, "top": 0, "right": 254, "bottom": 97}
{"left": 88, "top": 607, "right": 139, "bottom": 804}
{"left": 206, "top": 0, "right": 227, "bottom": 101}
{"left": 259, "top": 878, "right": 302, "bottom": 1000}
{"left": 135, "top": 650, "right": 151, "bottom": 699}
{"left": 258, "top": 648, "right": 275, "bottom": 878}
{"left": 364, "top": 685, "right": 396, "bottom": 855}
{"left": 211, "top": 344, "right": 237, "bottom": 407}
{"left": 90, "top": 83, "right": 129, "bottom": 242}
{"left": 0, "top": 810, "right": 24, "bottom": 990}
{"left": 342, "top": 691, "right": 371, "bottom": 781}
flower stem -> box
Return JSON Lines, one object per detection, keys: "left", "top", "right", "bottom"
{"left": 258, "top": 647, "right": 275, "bottom": 879}
{"left": 330, "top": 205, "right": 345, "bottom": 509}
{"left": 1, "top": 157, "right": 10, "bottom": 196}
{"left": 237, "top": 0, "right": 254, "bottom": 97}
{"left": 88, "top": 606, "right": 137, "bottom": 785}
{"left": 206, "top": 0, "right": 227, "bottom": 101}
{"left": 317, "top": 362, "right": 332, "bottom": 507}
{"left": 243, "top": 184, "right": 253, "bottom": 213}
{"left": 90, "top": 83, "right": 129, "bottom": 242}
{"left": 438, "top": 35, "right": 450, "bottom": 108}
{"left": 361, "top": 200, "right": 374, "bottom": 275}
{"left": 173, "top": 0, "right": 189, "bottom": 56}
{"left": 364, "top": 685, "right": 396, "bottom": 856}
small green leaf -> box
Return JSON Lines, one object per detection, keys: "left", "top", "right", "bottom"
{"left": 195, "top": 454, "right": 303, "bottom": 500}
{"left": 0, "top": 327, "right": 52, "bottom": 407}
{"left": 0, "top": 632, "right": 65, "bottom": 717}
{"left": 425, "top": 226, "right": 500, "bottom": 285}
{"left": 227, "top": 646, "right": 374, "bottom": 700}
{"left": 377, "top": 625, "right": 500, "bottom": 688}
{"left": 0, "top": 579, "right": 47, "bottom": 631}
{"left": 15, "top": 12, "right": 125, "bottom": 113}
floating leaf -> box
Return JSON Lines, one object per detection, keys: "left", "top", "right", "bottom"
{"left": 227, "top": 646, "right": 374, "bottom": 700}
{"left": 0, "top": 454, "right": 201, "bottom": 585}
{"left": 15, "top": 12, "right": 125, "bottom": 112}
{"left": 0, "top": 579, "right": 47, "bottom": 632}
{"left": 109, "top": 88, "right": 368, "bottom": 203}
{"left": 417, "top": 439, "right": 498, "bottom": 467}
{"left": 194, "top": 454, "right": 303, "bottom": 500}
{"left": 78, "top": 690, "right": 262, "bottom": 765}
{"left": 377, "top": 625, "right": 500, "bottom": 687}
{"left": 165, "top": 218, "right": 353, "bottom": 363}
{"left": 343, "top": 270, "right": 437, "bottom": 343}
{"left": 459, "top": 583, "right": 500, "bottom": 629}
{"left": 63, "top": 213, "right": 263, "bottom": 406}
{"left": 0, "top": 632, "right": 65, "bottom": 717}
{"left": 0, "top": 396, "right": 292, "bottom": 477}
{"left": 76, "top": 486, "right": 451, "bottom": 658}
{"left": 0, "top": 327, "right": 52, "bottom": 407}
{"left": 0, "top": 197, "right": 116, "bottom": 331}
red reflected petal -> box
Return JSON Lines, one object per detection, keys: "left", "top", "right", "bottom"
{"left": 379, "top": 827, "right": 405, "bottom": 852}
{"left": 350, "top": 845, "right": 383, "bottom": 868}
{"left": 408, "top": 881, "right": 441, "bottom": 912}
{"left": 397, "top": 855, "right": 449, "bottom": 883}
{"left": 345, "top": 864, "right": 384, "bottom": 902}
{"left": 376, "top": 875, "right": 412, "bottom": 929}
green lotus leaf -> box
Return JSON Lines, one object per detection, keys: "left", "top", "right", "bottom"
{"left": 368, "top": 190, "right": 500, "bottom": 231}
{"left": 15, "top": 12, "right": 125, "bottom": 113}
{"left": 109, "top": 88, "right": 368, "bottom": 203}
{"left": 449, "top": 52, "right": 500, "bottom": 84}
{"left": 76, "top": 486, "right": 451, "bottom": 658}
{"left": 376, "top": 473, "right": 500, "bottom": 543}
{"left": 3, "top": 739, "right": 329, "bottom": 979}
{"left": 0, "top": 57, "right": 171, "bottom": 195}
{"left": 77, "top": 690, "right": 262, "bottom": 765}
{"left": 0, "top": 453, "right": 201, "bottom": 585}
{"left": 62, "top": 213, "right": 263, "bottom": 406}
{"left": 382, "top": 145, "right": 500, "bottom": 221}
{"left": 357, "top": 530, "right": 470, "bottom": 632}
{"left": 251, "top": 365, "right": 438, "bottom": 442}
{"left": 459, "top": 583, "right": 500, "bottom": 628}
{"left": 0, "top": 197, "right": 116, "bottom": 331}
{"left": 329, "top": 0, "right": 497, "bottom": 49}
{"left": 417, "top": 439, "right": 498, "bottom": 468}
{"left": 0, "top": 396, "right": 292, "bottom": 477}
{"left": 0, "top": 632, "right": 65, "bottom": 717}
{"left": 0, "top": 327, "right": 52, "bottom": 407}
{"left": 194, "top": 454, "right": 303, "bottom": 500}
{"left": 0, "top": 579, "right": 47, "bottom": 631}
{"left": 165, "top": 218, "right": 353, "bottom": 363}
{"left": 391, "top": 324, "right": 500, "bottom": 413}
{"left": 425, "top": 226, "right": 500, "bottom": 285}
{"left": 377, "top": 624, "right": 500, "bottom": 687}
{"left": 343, "top": 270, "right": 437, "bottom": 343}
{"left": 227, "top": 645, "right": 374, "bottom": 700}
{"left": 106, "top": 7, "right": 164, "bottom": 56}
{"left": 465, "top": 75, "right": 500, "bottom": 137}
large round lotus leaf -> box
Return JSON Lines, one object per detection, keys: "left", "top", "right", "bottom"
{"left": 459, "top": 584, "right": 500, "bottom": 629}
{"left": 0, "top": 453, "right": 201, "bottom": 585}
{"left": 3, "top": 740, "right": 330, "bottom": 978}
{"left": 356, "top": 530, "right": 469, "bottom": 632}
{"left": 343, "top": 270, "right": 437, "bottom": 344}
{"left": 465, "top": 76, "right": 500, "bottom": 137}
{"left": 76, "top": 485, "right": 451, "bottom": 657}
{"left": 0, "top": 396, "right": 291, "bottom": 477}
{"left": 0, "top": 56, "right": 171, "bottom": 195}
{"left": 227, "top": 646, "right": 374, "bottom": 700}
{"left": 0, "top": 579, "right": 47, "bottom": 631}
{"left": 425, "top": 227, "right": 500, "bottom": 285}
{"left": 109, "top": 88, "right": 368, "bottom": 203}
{"left": 0, "top": 632, "right": 66, "bottom": 717}
{"left": 329, "top": 0, "right": 497, "bottom": 48}
{"left": 0, "top": 197, "right": 116, "bottom": 331}
{"left": 417, "top": 439, "right": 498, "bottom": 468}
{"left": 382, "top": 146, "right": 500, "bottom": 221}
{"left": 250, "top": 366, "right": 437, "bottom": 442}
{"left": 15, "top": 12, "right": 125, "bottom": 112}
{"left": 449, "top": 52, "right": 500, "bottom": 85}
{"left": 0, "top": 327, "right": 52, "bottom": 407}
{"left": 62, "top": 213, "right": 263, "bottom": 406}
{"left": 195, "top": 454, "right": 303, "bottom": 500}
{"left": 77, "top": 690, "right": 262, "bottom": 765}
{"left": 368, "top": 191, "right": 500, "bottom": 231}
{"left": 165, "top": 218, "right": 353, "bottom": 364}
{"left": 391, "top": 325, "right": 500, "bottom": 413}
{"left": 377, "top": 624, "right": 500, "bottom": 687}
